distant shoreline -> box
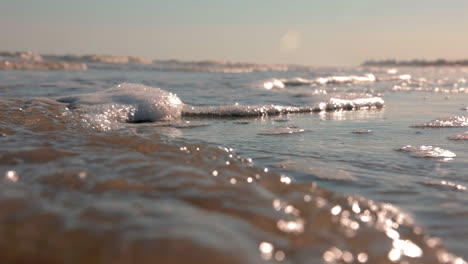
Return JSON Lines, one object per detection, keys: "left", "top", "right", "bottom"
{"left": 362, "top": 59, "right": 468, "bottom": 67}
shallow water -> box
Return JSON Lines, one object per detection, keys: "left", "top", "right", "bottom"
{"left": 0, "top": 65, "right": 467, "bottom": 263}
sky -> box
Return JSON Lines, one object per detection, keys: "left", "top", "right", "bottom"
{"left": 1, "top": 0, "right": 468, "bottom": 66}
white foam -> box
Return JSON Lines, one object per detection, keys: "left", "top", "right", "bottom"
{"left": 183, "top": 96, "right": 384, "bottom": 117}
{"left": 262, "top": 74, "right": 378, "bottom": 89}
{"left": 316, "top": 74, "right": 376, "bottom": 85}
{"left": 183, "top": 104, "right": 315, "bottom": 117}
{"left": 63, "top": 85, "right": 383, "bottom": 130}
{"left": 59, "top": 83, "right": 183, "bottom": 127}
{"left": 260, "top": 73, "right": 416, "bottom": 90}
{"left": 412, "top": 116, "right": 468, "bottom": 127}
{"left": 396, "top": 145, "right": 456, "bottom": 158}
{"left": 263, "top": 79, "right": 286, "bottom": 90}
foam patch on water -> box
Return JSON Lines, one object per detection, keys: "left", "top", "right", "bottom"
{"left": 262, "top": 74, "right": 413, "bottom": 89}
{"left": 58, "top": 83, "right": 184, "bottom": 128}
{"left": 412, "top": 116, "right": 468, "bottom": 127}
{"left": 60, "top": 85, "right": 383, "bottom": 130}
{"left": 183, "top": 95, "right": 384, "bottom": 117}
{"left": 321, "top": 96, "right": 384, "bottom": 111}
{"left": 396, "top": 145, "right": 456, "bottom": 158}
{"left": 183, "top": 104, "right": 312, "bottom": 117}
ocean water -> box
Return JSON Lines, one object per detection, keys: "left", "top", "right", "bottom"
{"left": 0, "top": 63, "right": 467, "bottom": 264}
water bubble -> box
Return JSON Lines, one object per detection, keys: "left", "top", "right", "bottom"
{"left": 78, "top": 171, "right": 88, "bottom": 179}
{"left": 274, "top": 250, "right": 285, "bottom": 262}
{"left": 342, "top": 251, "right": 354, "bottom": 263}
{"left": 388, "top": 248, "right": 401, "bottom": 262}
{"left": 5, "top": 170, "right": 18, "bottom": 182}
{"left": 259, "top": 242, "right": 274, "bottom": 260}
{"left": 357, "top": 252, "right": 368, "bottom": 263}
{"left": 273, "top": 199, "right": 282, "bottom": 211}
{"left": 280, "top": 175, "right": 291, "bottom": 184}
{"left": 323, "top": 250, "right": 335, "bottom": 262}
{"left": 331, "top": 205, "right": 342, "bottom": 216}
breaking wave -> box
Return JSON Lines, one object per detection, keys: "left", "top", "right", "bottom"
{"left": 57, "top": 83, "right": 184, "bottom": 130}
{"left": 56, "top": 83, "right": 384, "bottom": 130}
{"left": 262, "top": 74, "right": 411, "bottom": 90}
{"left": 412, "top": 116, "right": 468, "bottom": 128}
{"left": 183, "top": 96, "right": 384, "bottom": 118}
{"left": 395, "top": 145, "right": 456, "bottom": 159}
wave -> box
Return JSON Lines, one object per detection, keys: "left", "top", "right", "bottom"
{"left": 262, "top": 74, "right": 411, "bottom": 89}
{"left": 183, "top": 96, "right": 384, "bottom": 118}
{"left": 420, "top": 180, "right": 467, "bottom": 191}
{"left": 258, "top": 126, "right": 306, "bottom": 135}
{"left": 57, "top": 83, "right": 183, "bottom": 130}
{"left": 411, "top": 116, "right": 468, "bottom": 128}
{"left": 56, "top": 83, "right": 384, "bottom": 130}
{"left": 395, "top": 145, "right": 456, "bottom": 158}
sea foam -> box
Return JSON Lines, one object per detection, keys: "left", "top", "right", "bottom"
{"left": 396, "top": 145, "right": 456, "bottom": 158}
{"left": 59, "top": 84, "right": 383, "bottom": 131}
{"left": 58, "top": 83, "right": 183, "bottom": 127}
{"left": 183, "top": 95, "right": 384, "bottom": 117}
{"left": 262, "top": 74, "right": 413, "bottom": 90}
{"left": 412, "top": 116, "right": 468, "bottom": 127}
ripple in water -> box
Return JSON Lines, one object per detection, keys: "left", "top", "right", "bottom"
{"left": 275, "top": 159, "right": 356, "bottom": 182}
{"left": 448, "top": 132, "right": 468, "bottom": 140}
{"left": 352, "top": 129, "right": 373, "bottom": 134}
{"left": 258, "top": 126, "right": 306, "bottom": 135}
{"left": 420, "top": 180, "right": 467, "bottom": 191}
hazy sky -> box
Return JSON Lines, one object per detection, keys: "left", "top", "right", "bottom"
{"left": 1, "top": 0, "right": 467, "bottom": 66}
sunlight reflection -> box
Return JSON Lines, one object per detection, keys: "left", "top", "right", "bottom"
{"left": 259, "top": 242, "right": 274, "bottom": 260}
{"left": 5, "top": 170, "right": 18, "bottom": 182}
